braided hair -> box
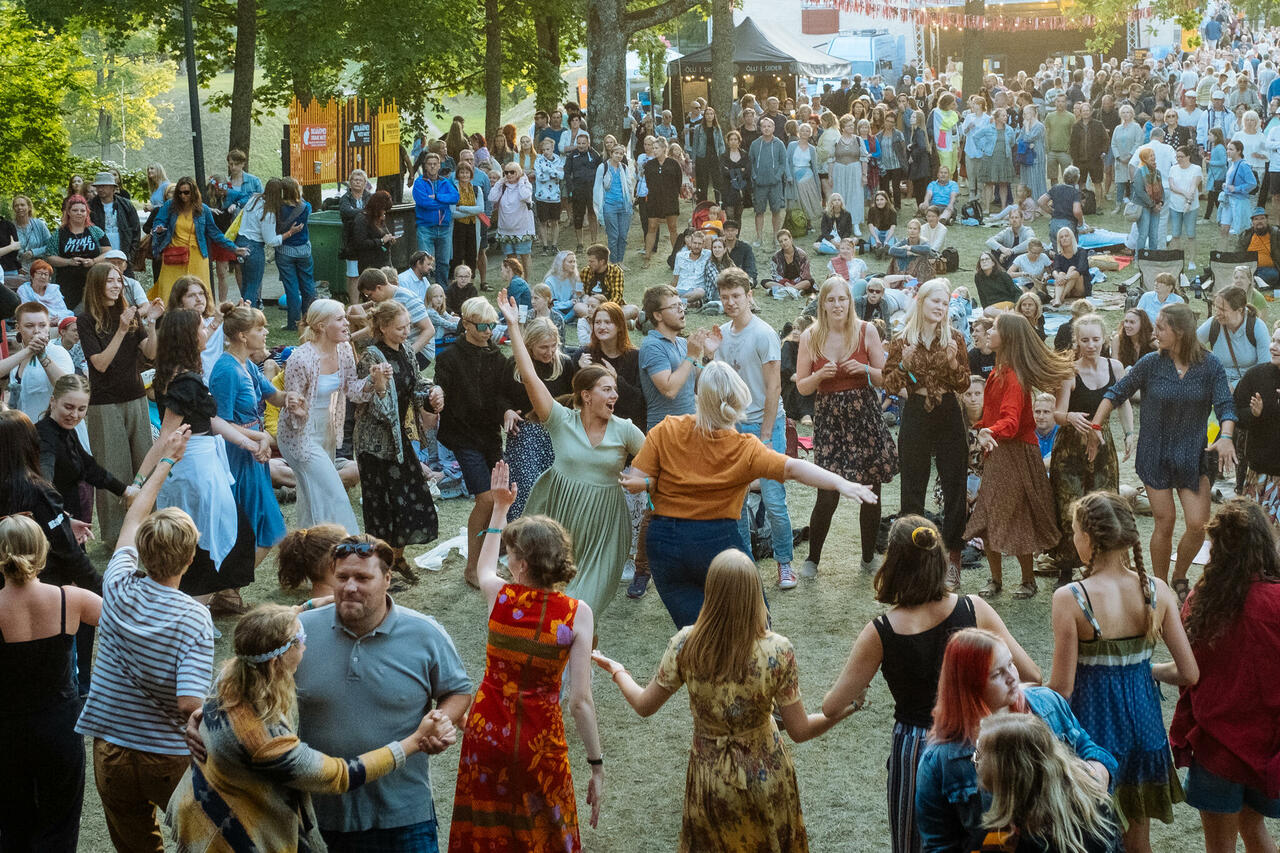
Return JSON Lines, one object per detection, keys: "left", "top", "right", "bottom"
{"left": 1071, "top": 491, "right": 1155, "bottom": 639}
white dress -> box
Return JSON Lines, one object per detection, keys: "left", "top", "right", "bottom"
{"left": 282, "top": 370, "right": 361, "bottom": 533}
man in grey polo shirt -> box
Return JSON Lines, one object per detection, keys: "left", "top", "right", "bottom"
{"left": 298, "top": 535, "right": 473, "bottom": 852}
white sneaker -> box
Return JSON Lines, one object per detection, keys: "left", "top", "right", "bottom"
{"left": 861, "top": 554, "right": 884, "bottom": 573}
{"left": 621, "top": 559, "right": 636, "bottom": 582}
{"left": 799, "top": 559, "right": 819, "bottom": 578}
{"left": 778, "top": 563, "right": 798, "bottom": 590}
{"left": 853, "top": 224, "right": 863, "bottom": 237}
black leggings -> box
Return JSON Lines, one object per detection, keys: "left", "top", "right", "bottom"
{"left": 808, "top": 482, "right": 882, "bottom": 565}
{"left": 898, "top": 393, "right": 969, "bottom": 551}
{"left": 911, "top": 177, "right": 928, "bottom": 206}
{"left": 695, "top": 156, "right": 721, "bottom": 203}
{"left": 882, "top": 168, "right": 904, "bottom": 209}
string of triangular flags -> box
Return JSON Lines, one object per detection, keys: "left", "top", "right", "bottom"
{"left": 812, "top": 0, "right": 1153, "bottom": 31}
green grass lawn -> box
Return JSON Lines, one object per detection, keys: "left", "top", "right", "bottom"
{"left": 72, "top": 196, "right": 1279, "bottom": 851}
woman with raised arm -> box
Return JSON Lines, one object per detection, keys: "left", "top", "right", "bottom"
{"left": 496, "top": 291, "right": 644, "bottom": 624}
{"left": 623, "top": 359, "right": 877, "bottom": 628}
{"left": 821, "top": 516, "right": 1040, "bottom": 853}
{"left": 1048, "top": 491, "right": 1198, "bottom": 853}
{"left": 1089, "top": 303, "right": 1237, "bottom": 601}
{"left": 593, "top": 549, "right": 851, "bottom": 852}
{"left": 1047, "top": 314, "right": 1135, "bottom": 587}
{"left": 450, "top": 462, "right": 603, "bottom": 851}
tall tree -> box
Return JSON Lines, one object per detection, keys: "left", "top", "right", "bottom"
{"left": 484, "top": 0, "right": 502, "bottom": 140}
{"left": 708, "top": 0, "right": 734, "bottom": 125}
{"left": 0, "top": 6, "right": 78, "bottom": 214}
{"left": 64, "top": 28, "right": 175, "bottom": 162}
{"left": 229, "top": 0, "right": 257, "bottom": 155}
{"left": 587, "top": 0, "right": 706, "bottom": 141}
{"left": 960, "top": 0, "right": 983, "bottom": 98}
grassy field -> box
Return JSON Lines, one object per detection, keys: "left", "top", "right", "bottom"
{"left": 72, "top": 195, "right": 1280, "bottom": 851}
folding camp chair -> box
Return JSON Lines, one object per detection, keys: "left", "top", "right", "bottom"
{"left": 1122, "top": 249, "right": 1190, "bottom": 309}
{"left": 1206, "top": 250, "right": 1269, "bottom": 318}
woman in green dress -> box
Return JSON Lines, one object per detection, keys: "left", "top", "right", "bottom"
{"left": 496, "top": 290, "right": 645, "bottom": 627}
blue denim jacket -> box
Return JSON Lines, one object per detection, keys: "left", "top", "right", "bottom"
{"left": 150, "top": 201, "right": 239, "bottom": 260}
{"left": 914, "top": 686, "right": 1118, "bottom": 853}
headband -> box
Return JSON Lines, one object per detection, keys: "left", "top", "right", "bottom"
{"left": 240, "top": 628, "right": 305, "bottom": 664}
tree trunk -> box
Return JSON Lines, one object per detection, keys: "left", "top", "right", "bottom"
{"left": 97, "top": 63, "right": 112, "bottom": 160}
{"left": 586, "top": 3, "right": 629, "bottom": 143}
{"left": 960, "top": 0, "right": 984, "bottom": 99}
{"left": 534, "top": 11, "right": 563, "bottom": 113}
{"left": 709, "top": 0, "right": 734, "bottom": 124}
{"left": 588, "top": 0, "right": 702, "bottom": 142}
{"left": 484, "top": 0, "right": 502, "bottom": 142}
{"left": 228, "top": 0, "right": 257, "bottom": 157}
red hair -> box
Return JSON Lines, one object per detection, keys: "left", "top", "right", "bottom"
{"left": 589, "top": 302, "right": 635, "bottom": 356}
{"left": 929, "top": 628, "right": 1028, "bottom": 745}
{"left": 61, "top": 194, "right": 89, "bottom": 227}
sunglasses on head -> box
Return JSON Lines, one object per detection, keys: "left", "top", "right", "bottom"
{"left": 334, "top": 541, "right": 376, "bottom": 558}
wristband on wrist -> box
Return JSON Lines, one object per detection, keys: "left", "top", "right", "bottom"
{"left": 586, "top": 756, "right": 603, "bottom": 767}
{"left": 133, "top": 474, "right": 146, "bottom": 487}
{"left": 160, "top": 457, "right": 177, "bottom": 467}
{"left": 303, "top": 599, "right": 316, "bottom": 611}
{"left": 686, "top": 356, "right": 700, "bottom": 368}
{"left": 476, "top": 527, "right": 503, "bottom": 537}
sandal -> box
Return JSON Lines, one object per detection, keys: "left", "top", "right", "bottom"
{"left": 1172, "top": 577, "right": 1190, "bottom": 606}
{"left": 978, "top": 579, "right": 1002, "bottom": 598}
{"left": 1012, "top": 581, "right": 1039, "bottom": 600}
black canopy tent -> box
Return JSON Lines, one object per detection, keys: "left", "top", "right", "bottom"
{"left": 666, "top": 16, "right": 850, "bottom": 124}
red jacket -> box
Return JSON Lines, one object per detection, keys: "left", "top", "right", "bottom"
{"left": 1170, "top": 581, "right": 1280, "bottom": 797}
{"left": 975, "top": 365, "right": 1037, "bottom": 446}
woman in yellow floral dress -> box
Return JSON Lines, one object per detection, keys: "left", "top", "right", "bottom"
{"left": 593, "top": 549, "right": 860, "bottom": 851}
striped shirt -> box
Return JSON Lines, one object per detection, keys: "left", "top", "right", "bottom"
{"left": 76, "top": 547, "right": 215, "bottom": 755}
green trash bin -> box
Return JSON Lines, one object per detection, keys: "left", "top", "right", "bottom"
{"left": 307, "top": 209, "right": 346, "bottom": 301}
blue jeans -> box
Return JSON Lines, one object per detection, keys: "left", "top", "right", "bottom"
{"left": 646, "top": 516, "right": 750, "bottom": 628}
{"left": 236, "top": 237, "right": 266, "bottom": 307}
{"left": 417, "top": 223, "right": 453, "bottom": 271}
{"left": 275, "top": 245, "right": 316, "bottom": 328}
{"left": 603, "top": 202, "right": 632, "bottom": 264}
{"left": 735, "top": 419, "right": 794, "bottom": 563}
{"left": 321, "top": 819, "right": 440, "bottom": 852}
{"left": 1136, "top": 208, "right": 1160, "bottom": 251}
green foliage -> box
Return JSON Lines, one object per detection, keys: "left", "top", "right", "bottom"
{"left": 0, "top": 5, "right": 78, "bottom": 216}
{"left": 632, "top": 29, "right": 670, "bottom": 99}
{"left": 64, "top": 28, "right": 176, "bottom": 158}
{"left": 1074, "top": 0, "right": 1200, "bottom": 51}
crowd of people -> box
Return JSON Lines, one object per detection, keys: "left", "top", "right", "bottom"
{"left": 2, "top": 6, "right": 1280, "bottom": 852}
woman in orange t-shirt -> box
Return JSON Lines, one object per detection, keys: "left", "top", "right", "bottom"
{"left": 624, "top": 361, "right": 877, "bottom": 627}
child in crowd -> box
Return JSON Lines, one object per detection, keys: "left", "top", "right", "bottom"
{"left": 987, "top": 184, "right": 1039, "bottom": 223}
{"left": 575, "top": 293, "right": 603, "bottom": 345}
{"left": 426, "top": 283, "right": 459, "bottom": 351}
{"left": 530, "top": 282, "right": 566, "bottom": 338}
{"left": 446, "top": 264, "right": 480, "bottom": 315}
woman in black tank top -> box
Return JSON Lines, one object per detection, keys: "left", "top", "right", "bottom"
{"left": 1047, "top": 314, "right": 1136, "bottom": 586}
{"left": 819, "top": 516, "right": 1041, "bottom": 853}
{"left": 0, "top": 514, "right": 103, "bottom": 852}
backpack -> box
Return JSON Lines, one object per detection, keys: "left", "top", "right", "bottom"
{"left": 1014, "top": 137, "right": 1036, "bottom": 167}
{"left": 1207, "top": 316, "right": 1257, "bottom": 348}
{"left": 1080, "top": 187, "right": 1097, "bottom": 215}
{"left": 784, "top": 206, "right": 810, "bottom": 237}
{"left": 941, "top": 246, "right": 961, "bottom": 272}
{"left": 959, "top": 199, "right": 984, "bottom": 225}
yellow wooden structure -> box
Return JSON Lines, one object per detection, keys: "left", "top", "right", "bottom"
{"left": 287, "top": 98, "right": 401, "bottom": 186}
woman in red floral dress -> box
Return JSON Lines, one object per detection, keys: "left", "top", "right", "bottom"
{"left": 449, "top": 461, "right": 604, "bottom": 852}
